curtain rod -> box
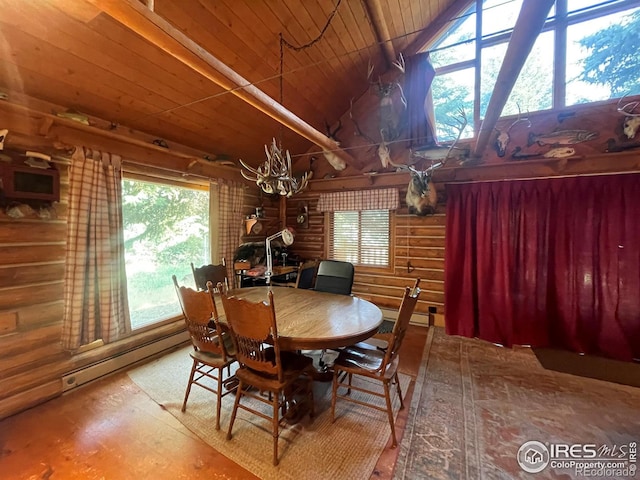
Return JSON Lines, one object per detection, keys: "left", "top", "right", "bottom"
{"left": 444, "top": 170, "right": 640, "bottom": 185}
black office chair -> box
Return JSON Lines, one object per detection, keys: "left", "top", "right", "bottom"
{"left": 295, "top": 259, "right": 319, "bottom": 289}
{"left": 313, "top": 260, "right": 354, "bottom": 296}
{"left": 310, "top": 260, "right": 355, "bottom": 371}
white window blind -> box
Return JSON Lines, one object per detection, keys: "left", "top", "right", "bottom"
{"left": 329, "top": 210, "right": 390, "bottom": 266}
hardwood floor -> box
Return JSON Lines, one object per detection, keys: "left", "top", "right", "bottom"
{"left": 0, "top": 325, "right": 429, "bottom": 480}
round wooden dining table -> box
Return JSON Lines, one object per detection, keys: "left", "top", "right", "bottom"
{"left": 217, "top": 286, "right": 383, "bottom": 351}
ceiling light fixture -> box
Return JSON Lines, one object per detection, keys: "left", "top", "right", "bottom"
{"left": 239, "top": 0, "right": 343, "bottom": 197}
{"left": 239, "top": 138, "right": 312, "bottom": 197}
{"left": 239, "top": 31, "right": 315, "bottom": 197}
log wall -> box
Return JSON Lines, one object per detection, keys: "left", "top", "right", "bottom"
{"left": 0, "top": 164, "right": 69, "bottom": 417}
{"left": 284, "top": 187, "right": 445, "bottom": 321}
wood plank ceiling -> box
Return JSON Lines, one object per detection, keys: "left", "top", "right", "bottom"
{"left": 0, "top": 0, "right": 463, "bottom": 170}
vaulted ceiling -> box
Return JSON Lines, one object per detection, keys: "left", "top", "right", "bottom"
{"left": 0, "top": 0, "right": 468, "bottom": 170}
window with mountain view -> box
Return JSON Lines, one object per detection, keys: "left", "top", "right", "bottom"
{"left": 427, "top": 0, "right": 640, "bottom": 141}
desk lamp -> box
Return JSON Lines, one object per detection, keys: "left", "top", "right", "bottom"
{"left": 265, "top": 228, "right": 294, "bottom": 285}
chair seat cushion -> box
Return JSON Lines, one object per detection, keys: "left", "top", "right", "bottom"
{"left": 335, "top": 344, "right": 385, "bottom": 371}
{"left": 354, "top": 337, "right": 388, "bottom": 352}
{"left": 334, "top": 344, "right": 400, "bottom": 380}
{"left": 190, "top": 347, "right": 235, "bottom": 367}
{"left": 236, "top": 351, "right": 313, "bottom": 389}
{"left": 197, "top": 330, "right": 236, "bottom": 356}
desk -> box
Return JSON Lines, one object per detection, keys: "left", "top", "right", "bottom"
{"left": 235, "top": 265, "right": 298, "bottom": 288}
{"left": 217, "top": 286, "right": 383, "bottom": 351}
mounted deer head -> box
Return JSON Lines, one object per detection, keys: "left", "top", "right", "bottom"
{"left": 322, "top": 119, "right": 347, "bottom": 170}
{"left": 368, "top": 53, "right": 407, "bottom": 143}
{"left": 398, "top": 107, "right": 467, "bottom": 215}
{"left": 349, "top": 97, "right": 390, "bottom": 168}
{"left": 617, "top": 94, "right": 640, "bottom": 139}
{"left": 405, "top": 163, "right": 443, "bottom": 216}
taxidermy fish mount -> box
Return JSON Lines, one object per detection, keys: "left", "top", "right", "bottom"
{"left": 527, "top": 129, "right": 598, "bottom": 147}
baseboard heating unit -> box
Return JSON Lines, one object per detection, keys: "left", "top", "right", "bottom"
{"left": 61, "top": 331, "right": 189, "bottom": 392}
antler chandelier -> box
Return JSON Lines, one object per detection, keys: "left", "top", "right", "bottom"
{"left": 239, "top": 6, "right": 345, "bottom": 198}
{"left": 239, "top": 139, "right": 312, "bottom": 197}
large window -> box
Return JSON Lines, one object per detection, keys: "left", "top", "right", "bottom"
{"left": 122, "top": 178, "right": 210, "bottom": 329}
{"left": 329, "top": 210, "right": 391, "bottom": 267}
{"left": 427, "top": 0, "right": 640, "bottom": 140}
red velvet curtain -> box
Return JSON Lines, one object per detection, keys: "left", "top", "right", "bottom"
{"left": 445, "top": 174, "right": 640, "bottom": 361}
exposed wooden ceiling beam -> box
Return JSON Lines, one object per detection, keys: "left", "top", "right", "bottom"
{"left": 362, "top": 0, "right": 396, "bottom": 68}
{"left": 77, "top": 0, "right": 354, "bottom": 169}
{"left": 473, "top": 0, "right": 555, "bottom": 158}
{"left": 403, "top": 0, "right": 473, "bottom": 56}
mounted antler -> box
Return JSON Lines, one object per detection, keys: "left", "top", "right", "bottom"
{"left": 443, "top": 107, "right": 468, "bottom": 164}
{"left": 391, "top": 52, "right": 405, "bottom": 74}
{"left": 617, "top": 94, "right": 640, "bottom": 139}
{"left": 325, "top": 119, "right": 342, "bottom": 142}
{"left": 321, "top": 119, "right": 347, "bottom": 171}
{"left": 494, "top": 105, "right": 531, "bottom": 157}
{"left": 239, "top": 138, "right": 313, "bottom": 197}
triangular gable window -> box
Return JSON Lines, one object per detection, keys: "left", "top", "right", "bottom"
{"left": 419, "top": 0, "right": 639, "bottom": 142}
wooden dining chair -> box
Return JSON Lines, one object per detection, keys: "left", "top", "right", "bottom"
{"left": 314, "top": 259, "right": 354, "bottom": 295}
{"left": 330, "top": 278, "right": 421, "bottom": 448}
{"left": 220, "top": 288, "right": 315, "bottom": 466}
{"left": 191, "top": 257, "right": 228, "bottom": 292}
{"left": 172, "top": 276, "right": 237, "bottom": 430}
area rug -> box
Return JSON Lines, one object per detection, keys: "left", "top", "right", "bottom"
{"left": 127, "top": 346, "right": 409, "bottom": 480}
{"left": 395, "top": 328, "right": 640, "bottom": 480}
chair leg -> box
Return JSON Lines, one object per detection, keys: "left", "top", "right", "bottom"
{"left": 215, "top": 367, "right": 223, "bottom": 430}
{"left": 272, "top": 389, "right": 280, "bottom": 466}
{"left": 383, "top": 379, "right": 397, "bottom": 448}
{"left": 307, "top": 375, "right": 315, "bottom": 419}
{"left": 226, "top": 380, "right": 244, "bottom": 441}
{"left": 330, "top": 368, "right": 339, "bottom": 423}
{"left": 394, "top": 371, "right": 405, "bottom": 410}
{"left": 182, "top": 360, "right": 198, "bottom": 412}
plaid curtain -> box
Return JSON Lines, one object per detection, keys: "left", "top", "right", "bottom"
{"left": 61, "top": 148, "right": 131, "bottom": 350}
{"left": 316, "top": 188, "right": 399, "bottom": 212}
{"left": 214, "top": 180, "right": 244, "bottom": 284}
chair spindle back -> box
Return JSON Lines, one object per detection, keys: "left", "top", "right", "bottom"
{"left": 172, "top": 275, "right": 229, "bottom": 361}
{"left": 220, "top": 289, "right": 282, "bottom": 380}
{"left": 382, "top": 278, "right": 421, "bottom": 372}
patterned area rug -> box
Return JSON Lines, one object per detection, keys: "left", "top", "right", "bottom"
{"left": 128, "top": 346, "right": 409, "bottom": 480}
{"left": 395, "top": 328, "right": 640, "bottom": 480}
